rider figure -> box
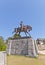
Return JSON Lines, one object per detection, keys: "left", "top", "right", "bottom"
{"left": 20, "top": 21, "right": 24, "bottom": 30}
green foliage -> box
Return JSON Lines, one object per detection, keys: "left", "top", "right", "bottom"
{"left": 13, "top": 34, "right": 21, "bottom": 38}
{"left": 7, "top": 37, "right": 12, "bottom": 40}
{"left": 0, "top": 36, "right": 6, "bottom": 51}
{"left": 6, "top": 37, "right": 12, "bottom": 44}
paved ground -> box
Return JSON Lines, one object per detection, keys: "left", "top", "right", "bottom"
{"left": 38, "top": 45, "right": 45, "bottom": 55}
{"left": 38, "top": 50, "right": 45, "bottom": 55}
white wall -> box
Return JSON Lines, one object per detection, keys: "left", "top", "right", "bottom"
{"left": 0, "top": 51, "right": 7, "bottom": 65}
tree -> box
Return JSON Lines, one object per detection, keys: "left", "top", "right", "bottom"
{"left": 0, "top": 36, "right": 6, "bottom": 51}
{"left": 6, "top": 37, "right": 12, "bottom": 44}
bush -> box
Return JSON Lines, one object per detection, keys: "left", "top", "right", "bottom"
{"left": 13, "top": 34, "right": 21, "bottom": 38}
{"left": 0, "top": 45, "right": 6, "bottom": 51}
{"left": 0, "top": 36, "right": 6, "bottom": 51}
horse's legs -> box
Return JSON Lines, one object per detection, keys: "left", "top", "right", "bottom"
{"left": 26, "top": 32, "right": 31, "bottom": 37}
{"left": 25, "top": 32, "right": 27, "bottom": 36}
{"left": 19, "top": 32, "right": 20, "bottom": 35}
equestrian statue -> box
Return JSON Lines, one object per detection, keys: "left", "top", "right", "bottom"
{"left": 13, "top": 21, "right": 32, "bottom": 37}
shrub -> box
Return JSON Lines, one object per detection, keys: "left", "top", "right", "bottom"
{"left": 13, "top": 34, "right": 21, "bottom": 38}
{"left": 0, "top": 36, "right": 6, "bottom": 51}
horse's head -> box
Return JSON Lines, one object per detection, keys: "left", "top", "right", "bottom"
{"left": 26, "top": 25, "right": 32, "bottom": 31}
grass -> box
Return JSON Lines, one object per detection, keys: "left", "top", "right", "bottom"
{"left": 7, "top": 55, "right": 45, "bottom": 65}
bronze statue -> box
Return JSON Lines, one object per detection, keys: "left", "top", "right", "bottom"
{"left": 13, "top": 21, "right": 32, "bottom": 37}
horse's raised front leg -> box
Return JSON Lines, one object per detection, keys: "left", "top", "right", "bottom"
{"left": 27, "top": 32, "right": 31, "bottom": 37}
{"left": 19, "top": 32, "right": 20, "bottom": 35}
{"left": 25, "top": 32, "right": 27, "bottom": 37}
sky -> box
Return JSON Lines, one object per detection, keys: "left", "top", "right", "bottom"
{"left": 0, "top": 0, "right": 45, "bottom": 40}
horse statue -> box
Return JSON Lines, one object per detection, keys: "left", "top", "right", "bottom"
{"left": 13, "top": 21, "right": 32, "bottom": 37}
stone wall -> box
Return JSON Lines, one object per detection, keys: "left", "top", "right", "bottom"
{"left": 0, "top": 51, "right": 7, "bottom": 65}
{"left": 7, "top": 37, "right": 38, "bottom": 57}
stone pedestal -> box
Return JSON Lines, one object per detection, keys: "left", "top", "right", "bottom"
{"left": 7, "top": 37, "right": 38, "bottom": 57}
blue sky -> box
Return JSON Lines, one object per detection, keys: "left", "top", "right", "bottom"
{"left": 0, "top": 0, "right": 45, "bottom": 40}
